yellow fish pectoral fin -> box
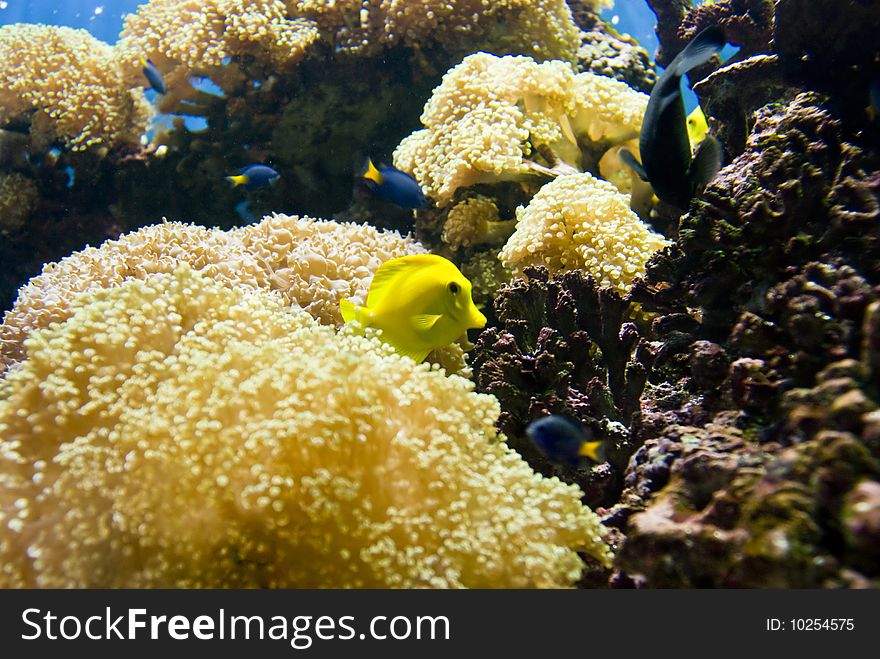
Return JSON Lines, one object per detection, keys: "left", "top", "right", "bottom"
{"left": 411, "top": 314, "right": 443, "bottom": 332}
{"left": 578, "top": 440, "right": 604, "bottom": 462}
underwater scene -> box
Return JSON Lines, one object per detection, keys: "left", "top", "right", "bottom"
{"left": 0, "top": 0, "right": 878, "bottom": 589}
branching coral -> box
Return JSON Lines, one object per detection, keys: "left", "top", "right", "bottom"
{"left": 0, "top": 266, "right": 610, "bottom": 587}
{"left": 393, "top": 52, "right": 648, "bottom": 205}
{"left": 472, "top": 266, "right": 652, "bottom": 506}
{"left": 0, "top": 173, "right": 39, "bottom": 236}
{"left": 0, "top": 24, "right": 152, "bottom": 152}
{"left": 0, "top": 214, "right": 423, "bottom": 371}
{"left": 500, "top": 173, "right": 669, "bottom": 295}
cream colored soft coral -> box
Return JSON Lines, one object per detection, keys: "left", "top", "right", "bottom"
{"left": 0, "top": 214, "right": 423, "bottom": 371}
{"left": 441, "top": 196, "right": 515, "bottom": 250}
{"left": 500, "top": 173, "right": 670, "bottom": 294}
{"left": 0, "top": 24, "right": 152, "bottom": 151}
{"left": 233, "top": 213, "right": 426, "bottom": 322}
{"left": 290, "top": 0, "right": 581, "bottom": 61}
{"left": 393, "top": 52, "right": 648, "bottom": 205}
{"left": 0, "top": 266, "right": 610, "bottom": 587}
{"left": 117, "top": 0, "right": 320, "bottom": 89}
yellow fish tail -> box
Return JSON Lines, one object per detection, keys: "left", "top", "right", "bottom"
{"left": 226, "top": 175, "right": 248, "bottom": 188}
{"left": 362, "top": 159, "right": 384, "bottom": 185}
{"left": 578, "top": 440, "right": 604, "bottom": 462}
{"left": 341, "top": 299, "right": 373, "bottom": 325}
{"left": 340, "top": 299, "right": 357, "bottom": 323}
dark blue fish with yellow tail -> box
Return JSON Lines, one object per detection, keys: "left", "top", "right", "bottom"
{"left": 226, "top": 164, "right": 280, "bottom": 190}
{"left": 361, "top": 159, "right": 427, "bottom": 209}
{"left": 140, "top": 57, "right": 167, "bottom": 95}
{"left": 525, "top": 415, "right": 607, "bottom": 467}
{"left": 621, "top": 26, "right": 727, "bottom": 209}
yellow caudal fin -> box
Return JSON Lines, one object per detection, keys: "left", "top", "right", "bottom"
{"left": 340, "top": 299, "right": 358, "bottom": 323}
{"left": 578, "top": 440, "right": 604, "bottom": 462}
{"left": 226, "top": 175, "right": 248, "bottom": 188}
{"left": 361, "top": 159, "right": 384, "bottom": 185}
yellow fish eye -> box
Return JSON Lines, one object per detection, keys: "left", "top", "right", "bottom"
{"left": 448, "top": 282, "right": 460, "bottom": 294}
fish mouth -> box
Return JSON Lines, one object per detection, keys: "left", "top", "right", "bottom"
{"left": 468, "top": 309, "right": 487, "bottom": 329}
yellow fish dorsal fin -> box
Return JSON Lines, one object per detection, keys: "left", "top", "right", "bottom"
{"left": 366, "top": 254, "right": 452, "bottom": 309}
{"left": 411, "top": 314, "right": 442, "bottom": 332}
{"left": 363, "top": 159, "right": 384, "bottom": 185}
{"left": 578, "top": 440, "right": 603, "bottom": 462}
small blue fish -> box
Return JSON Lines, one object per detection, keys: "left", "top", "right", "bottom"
{"left": 226, "top": 164, "right": 280, "bottom": 190}
{"left": 140, "top": 58, "right": 167, "bottom": 95}
{"left": 361, "top": 159, "right": 427, "bottom": 209}
{"left": 525, "top": 415, "right": 606, "bottom": 467}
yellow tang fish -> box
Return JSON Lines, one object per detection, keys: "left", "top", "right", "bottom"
{"left": 686, "top": 105, "right": 709, "bottom": 149}
{"left": 340, "top": 254, "right": 487, "bottom": 363}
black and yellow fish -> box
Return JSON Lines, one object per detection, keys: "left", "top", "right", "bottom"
{"left": 622, "top": 26, "right": 726, "bottom": 209}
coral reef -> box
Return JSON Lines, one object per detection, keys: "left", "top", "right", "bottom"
{"left": 117, "top": 0, "right": 321, "bottom": 80}
{"left": 393, "top": 52, "right": 648, "bottom": 205}
{"left": 647, "top": 92, "right": 880, "bottom": 336}
{"left": 0, "top": 0, "right": 877, "bottom": 591}
{"left": 0, "top": 24, "right": 152, "bottom": 152}
{"left": 0, "top": 214, "right": 424, "bottom": 370}
{"left": 644, "top": 0, "right": 772, "bottom": 69}
{"left": 500, "top": 173, "right": 669, "bottom": 295}
{"left": 441, "top": 196, "right": 515, "bottom": 250}
{"left": 0, "top": 173, "right": 39, "bottom": 235}
{"left": 0, "top": 266, "right": 610, "bottom": 587}
{"left": 472, "top": 266, "right": 651, "bottom": 507}
{"left": 291, "top": 0, "right": 584, "bottom": 61}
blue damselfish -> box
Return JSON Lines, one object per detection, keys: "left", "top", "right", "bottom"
{"left": 361, "top": 159, "right": 427, "bottom": 209}
{"left": 226, "top": 164, "right": 281, "bottom": 190}
{"left": 525, "top": 415, "right": 606, "bottom": 467}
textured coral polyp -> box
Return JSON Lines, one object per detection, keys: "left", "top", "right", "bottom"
{"left": 0, "top": 267, "right": 610, "bottom": 588}
{"left": 501, "top": 173, "right": 669, "bottom": 294}
{"left": 0, "top": 214, "right": 424, "bottom": 371}
{"left": 394, "top": 52, "right": 647, "bottom": 205}
{"left": 0, "top": 24, "right": 152, "bottom": 151}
